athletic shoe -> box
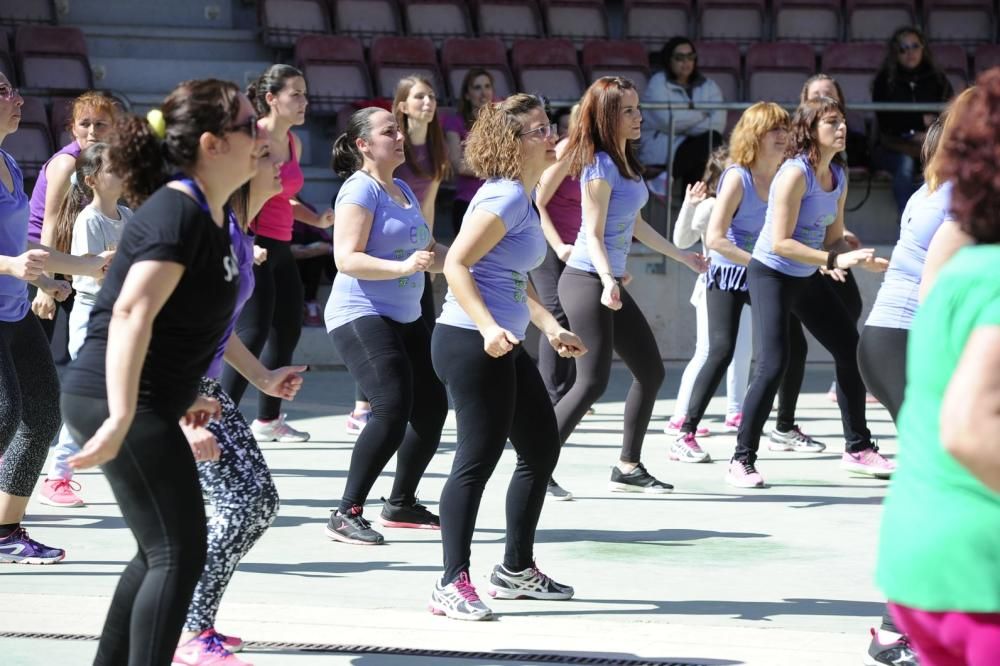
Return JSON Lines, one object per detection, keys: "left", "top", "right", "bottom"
{"left": 669, "top": 433, "right": 711, "bottom": 463}
{"left": 428, "top": 571, "right": 494, "bottom": 621}
{"left": 172, "top": 630, "right": 252, "bottom": 665}
{"left": 664, "top": 416, "right": 710, "bottom": 437}
{"left": 0, "top": 527, "right": 65, "bottom": 564}
{"left": 609, "top": 463, "right": 674, "bottom": 493}
{"left": 863, "top": 628, "right": 919, "bottom": 665}
{"left": 842, "top": 447, "right": 895, "bottom": 479}
{"left": 487, "top": 563, "right": 574, "bottom": 600}
{"left": 725, "top": 459, "right": 765, "bottom": 488}
{"left": 378, "top": 498, "right": 440, "bottom": 529}
{"left": 723, "top": 412, "right": 742, "bottom": 432}
{"left": 546, "top": 478, "right": 573, "bottom": 501}
{"left": 767, "top": 425, "right": 826, "bottom": 453}
{"left": 205, "top": 628, "right": 243, "bottom": 653}
{"left": 303, "top": 301, "right": 323, "bottom": 327}
{"left": 345, "top": 409, "right": 371, "bottom": 435}
{"left": 325, "top": 506, "right": 384, "bottom": 545}
{"left": 250, "top": 414, "right": 310, "bottom": 443}
{"left": 39, "top": 478, "right": 85, "bottom": 507}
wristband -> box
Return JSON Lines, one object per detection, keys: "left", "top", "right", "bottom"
{"left": 826, "top": 250, "right": 839, "bottom": 270}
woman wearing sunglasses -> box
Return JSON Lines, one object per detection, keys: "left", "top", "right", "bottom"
{"left": 872, "top": 26, "right": 953, "bottom": 216}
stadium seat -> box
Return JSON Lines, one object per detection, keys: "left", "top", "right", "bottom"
{"left": 511, "top": 38, "right": 586, "bottom": 102}
{"left": 745, "top": 42, "right": 816, "bottom": 103}
{"left": 773, "top": 0, "right": 842, "bottom": 45}
{"left": 473, "top": 0, "right": 545, "bottom": 45}
{"left": 932, "top": 43, "right": 970, "bottom": 92}
{"left": 15, "top": 25, "right": 93, "bottom": 92}
{"left": 693, "top": 40, "right": 741, "bottom": 130}
{"left": 331, "top": 0, "right": 400, "bottom": 45}
{"left": 924, "top": 0, "right": 993, "bottom": 46}
{"left": 4, "top": 95, "right": 53, "bottom": 181}
{"left": 540, "top": 0, "right": 609, "bottom": 46}
{"left": 49, "top": 96, "right": 76, "bottom": 148}
{"left": 699, "top": 0, "right": 766, "bottom": 44}
{"left": 821, "top": 41, "right": 884, "bottom": 132}
{"left": 581, "top": 40, "right": 651, "bottom": 94}
{"left": 294, "top": 34, "right": 372, "bottom": 115}
{"left": 258, "top": 0, "right": 330, "bottom": 50}
{"left": 369, "top": 36, "right": 446, "bottom": 100}
{"left": 0, "top": 0, "right": 55, "bottom": 29}
{"left": 440, "top": 37, "right": 515, "bottom": 101}
{"left": 974, "top": 44, "right": 1000, "bottom": 75}
{"left": 846, "top": 0, "right": 916, "bottom": 42}
{"left": 0, "top": 32, "right": 14, "bottom": 85}
{"left": 399, "top": 0, "right": 472, "bottom": 45}
{"left": 623, "top": 1, "right": 692, "bottom": 52}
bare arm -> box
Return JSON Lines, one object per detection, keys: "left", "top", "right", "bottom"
{"left": 940, "top": 326, "right": 1000, "bottom": 493}
{"left": 920, "top": 219, "right": 973, "bottom": 302}
{"left": 633, "top": 214, "right": 708, "bottom": 272}
{"left": 705, "top": 173, "right": 750, "bottom": 265}
{"left": 27, "top": 240, "right": 108, "bottom": 277}
{"left": 223, "top": 333, "right": 305, "bottom": 400}
{"left": 526, "top": 279, "right": 587, "bottom": 358}
{"left": 333, "top": 203, "right": 431, "bottom": 279}
{"left": 420, "top": 179, "right": 440, "bottom": 232}
{"left": 37, "top": 155, "right": 75, "bottom": 252}
{"left": 443, "top": 208, "right": 506, "bottom": 334}
{"left": 536, "top": 146, "right": 575, "bottom": 258}
{"left": 446, "top": 130, "right": 476, "bottom": 177}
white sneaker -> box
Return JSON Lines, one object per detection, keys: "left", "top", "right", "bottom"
{"left": 669, "top": 433, "right": 711, "bottom": 463}
{"left": 251, "top": 414, "right": 310, "bottom": 442}
{"left": 546, "top": 478, "right": 573, "bottom": 501}
{"left": 487, "top": 563, "right": 574, "bottom": 600}
{"left": 767, "top": 425, "right": 825, "bottom": 453}
{"left": 428, "top": 571, "right": 493, "bottom": 621}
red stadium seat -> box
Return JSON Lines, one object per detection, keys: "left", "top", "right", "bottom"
{"left": 473, "top": 0, "right": 545, "bottom": 46}
{"left": 623, "top": 0, "right": 692, "bottom": 51}
{"left": 259, "top": 0, "right": 330, "bottom": 50}
{"left": 581, "top": 40, "right": 651, "bottom": 94}
{"left": 0, "top": 32, "right": 14, "bottom": 86}
{"left": 924, "top": 0, "right": 993, "bottom": 46}
{"left": 399, "top": 0, "right": 472, "bottom": 45}
{"left": 441, "top": 37, "right": 515, "bottom": 101}
{"left": 49, "top": 96, "right": 76, "bottom": 148}
{"left": 369, "top": 36, "right": 446, "bottom": 100}
{"left": 820, "top": 41, "right": 884, "bottom": 131}
{"left": 331, "top": 0, "right": 400, "bottom": 45}
{"left": 745, "top": 42, "right": 816, "bottom": 103}
{"left": 974, "top": 44, "right": 1000, "bottom": 75}
{"left": 294, "top": 34, "right": 372, "bottom": 115}
{"left": 15, "top": 25, "right": 92, "bottom": 92}
{"left": 846, "top": 0, "right": 916, "bottom": 42}
{"left": 699, "top": 0, "right": 766, "bottom": 44}
{"left": 0, "top": 0, "right": 55, "bottom": 28}
{"left": 4, "top": 96, "right": 53, "bottom": 181}
{"left": 511, "top": 38, "right": 586, "bottom": 102}
{"left": 773, "top": 0, "right": 842, "bottom": 45}
{"left": 931, "top": 43, "right": 970, "bottom": 92}
{"left": 540, "top": 0, "right": 609, "bottom": 46}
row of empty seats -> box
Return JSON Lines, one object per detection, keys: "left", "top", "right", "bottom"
{"left": 260, "top": 0, "right": 999, "bottom": 51}
{"left": 5, "top": 95, "right": 82, "bottom": 180}
{"left": 0, "top": 26, "right": 94, "bottom": 92}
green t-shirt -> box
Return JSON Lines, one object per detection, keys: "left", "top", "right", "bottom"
{"left": 877, "top": 244, "right": 1000, "bottom": 612}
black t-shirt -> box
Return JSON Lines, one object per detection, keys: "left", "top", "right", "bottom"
{"left": 63, "top": 186, "right": 239, "bottom": 419}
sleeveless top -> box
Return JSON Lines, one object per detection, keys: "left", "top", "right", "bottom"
{"left": 707, "top": 165, "right": 767, "bottom": 291}
{"left": 253, "top": 133, "right": 305, "bottom": 242}
{"left": 547, "top": 174, "right": 582, "bottom": 245}
{"left": 28, "top": 141, "right": 81, "bottom": 243}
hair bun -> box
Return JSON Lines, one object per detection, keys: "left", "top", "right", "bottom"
{"left": 146, "top": 109, "right": 166, "bottom": 140}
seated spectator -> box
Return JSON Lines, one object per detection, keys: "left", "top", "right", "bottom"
{"left": 872, "top": 26, "right": 953, "bottom": 215}
{"left": 291, "top": 220, "right": 334, "bottom": 327}
{"left": 640, "top": 37, "right": 726, "bottom": 195}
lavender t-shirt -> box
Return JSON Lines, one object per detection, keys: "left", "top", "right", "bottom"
{"left": 566, "top": 151, "right": 648, "bottom": 277}
{"left": 753, "top": 156, "right": 845, "bottom": 278}
{"left": 437, "top": 179, "right": 546, "bottom": 340}
{"left": 205, "top": 219, "right": 255, "bottom": 379}
{"left": 325, "top": 171, "right": 430, "bottom": 330}
{"left": 28, "top": 141, "right": 80, "bottom": 243}
{"left": 0, "top": 150, "right": 30, "bottom": 322}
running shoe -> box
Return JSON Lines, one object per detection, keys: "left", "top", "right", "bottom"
{"left": 546, "top": 478, "right": 573, "bottom": 501}
{"left": 725, "top": 459, "right": 765, "bottom": 488}
{"left": 863, "top": 628, "right": 919, "bottom": 665}
{"left": 664, "top": 416, "right": 710, "bottom": 437}
{"left": 250, "top": 414, "right": 310, "bottom": 443}
{"left": 325, "top": 506, "right": 384, "bottom": 545}
{"left": 487, "top": 563, "right": 574, "bottom": 600}
{"left": 345, "top": 410, "right": 371, "bottom": 435}
{"left": 428, "top": 571, "right": 494, "bottom": 621}
{"left": 39, "top": 478, "right": 85, "bottom": 508}
{"left": 609, "top": 463, "right": 674, "bottom": 493}
{"left": 842, "top": 447, "right": 895, "bottom": 479}
{"left": 723, "top": 412, "right": 742, "bottom": 432}
{"left": 303, "top": 301, "right": 324, "bottom": 327}
{"left": 205, "top": 628, "right": 244, "bottom": 653}
{"left": 0, "top": 527, "right": 65, "bottom": 564}
{"left": 378, "top": 498, "right": 440, "bottom": 529}
{"left": 669, "top": 433, "right": 711, "bottom": 463}
{"left": 172, "top": 630, "right": 252, "bottom": 665}
{"left": 767, "top": 425, "right": 826, "bottom": 453}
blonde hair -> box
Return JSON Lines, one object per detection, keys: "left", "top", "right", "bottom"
{"left": 924, "top": 87, "right": 975, "bottom": 193}
{"left": 729, "top": 102, "right": 789, "bottom": 167}
{"left": 464, "top": 93, "right": 544, "bottom": 180}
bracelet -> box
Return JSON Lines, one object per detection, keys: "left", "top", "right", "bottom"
{"left": 826, "top": 250, "right": 839, "bottom": 270}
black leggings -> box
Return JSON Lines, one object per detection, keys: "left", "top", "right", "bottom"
{"left": 61, "top": 394, "right": 207, "bottom": 666}
{"left": 432, "top": 324, "right": 560, "bottom": 585}
{"left": 736, "top": 260, "right": 873, "bottom": 463}
{"left": 420, "top": 276, "right": 436, "bottom": 332}
{"left": 331, "top": 316, "right": 447, "bottom": 513}
{"left": 297, "top": 253, "right": 334, "bottom": 302}
{"left": 222, "top": 236, "right": 304, "bottom": 420}
{"left": 529, "top": 244, "right": 575, "bottom": 404}
{"left": 857, "top": 325, "right": 908, "bottom": 424}
{"left": 682, "top": 286, "right": 806, "bottom": 434}
{"left": 555, "top": 267, "right": 665, "bottom": 463}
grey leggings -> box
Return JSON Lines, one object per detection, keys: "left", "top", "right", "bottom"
{"left": 0, "top": 311, "right": 61, "bottom": 497}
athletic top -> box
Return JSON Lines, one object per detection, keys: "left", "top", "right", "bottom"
{"left": 708, "top": 165, "right": 767, "bottom": 291}
{"left": 28, "top": 141, "right": 81, "bottom": 243}
{"left": 71, "top": 204, "right": 132, "bottom": 306}
{"left": 753, "top": 156, "right": 845, "bottom": 278}
{"left": 442, "top": 113, "right": 484, "bottom": 203}
{"left": 878, "top": 244, "right": 1000, "bottom": 611}
{"left": 866, "top": 182, "right": 952, "bottom": 330}
{"left": 546, "top": 173, "right": 582, "bottom": 245}
{"left": 566, "top": 151, "right": 648, "bottom": 278}
{"left": 395, "top": 142, "right": 435, "bottom": 206}
{"left": 438, "top": 179, "right": 546, "bottom": 339}
{"left": 252, "top": 133, "right": 304, "bottom": 242}
{"left": 325, "top": 171, "right": 428, "bottom": 330}
{"left": 63, "top": 186, "right": 239, "bottom": 419}
{"left": 0, "top": 150, "right": 30, "bottom": 322}
{"left": 205, "top": 219, "right": 255, "bottom": 380}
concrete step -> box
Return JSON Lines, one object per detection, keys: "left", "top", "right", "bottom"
{"left": 81, "top": 25, "right": 270, "bottom": 62}
{"left": 58, "top": 0, "right": 238, "bottom": 29}
{"left": 90, "top": 56, "right": 271, "bottom": 93}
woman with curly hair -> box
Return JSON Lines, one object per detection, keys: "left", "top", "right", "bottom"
{"left": 876, "top": 68, "right": 1000, "bottom": 666}
{"left": 430, "top": 94, "right": 586, "bottom": 621}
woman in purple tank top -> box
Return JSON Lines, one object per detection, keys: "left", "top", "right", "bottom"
{"left": 444, "top": 68, "right": 494, "bottom": 237}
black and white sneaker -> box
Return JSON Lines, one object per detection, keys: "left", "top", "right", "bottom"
{"left": 546, "top": 478, "right": 573, "bottom": 501}
{"left": 487, "top": 563, "right": 574, "bottom": 600}
{"left": 325, "top": 505, "right": 384, "bottom": 545}
{"left": 378, "top": 498, "right": 440, "bottom": 529}
{"left": 864, "top": 628, "right": 919, "bottom": 665}
{"left": 428, "top": 571, "right": 494, "bottom": 621}
{"left": 609, "top": 463, "right": 674, "bottom": 493}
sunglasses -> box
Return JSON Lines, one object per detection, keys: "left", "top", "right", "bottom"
{"left": 672, "top": 52, "right": 697, "bottom": 62}
{"left": 897, "top": 42, "right": 922, "bottom": 54}
{"left": 225, "top": 114, "right": 258, "bottom": 140}
{"left": 0, "top": 86, "right": 20, "bottom": 101}
{"left": 519, "top": 123, "right": 557, "bottom": 139}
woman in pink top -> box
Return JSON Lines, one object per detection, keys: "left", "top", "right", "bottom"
{"left": 443, "top": 68, "right": 495, "bottom": 238}
{"left": 222, "top": 65, "right": 334, "bottom": 443}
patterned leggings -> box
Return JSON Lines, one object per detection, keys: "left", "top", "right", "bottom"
{"left": 184, "top": 378, "right": 280, "bottom": 632}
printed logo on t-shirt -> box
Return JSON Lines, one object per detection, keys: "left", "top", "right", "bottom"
{"left": 222, "top": 246, "right": 238, "bottom": 282}
{"left": 409, "top": 224, "right": 430, "bottom": 246}
{"left": 511, "top": 271, "right": 528, "bottom": 303}
{"left": 398, "top": 276, "right": 418, "bottom": 289}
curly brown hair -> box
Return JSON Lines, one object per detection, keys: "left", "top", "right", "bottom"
{"left": 564, "top": 76, "right": 643, "bottom": 180}
{"left": 463, "top": 93, "right": 544, "bottom": 180}
{"left": 786, "top": 96, "right": 847, "bottom": 169}
{"left": 940, "top": 69, "right": 1000, "bottom": 243}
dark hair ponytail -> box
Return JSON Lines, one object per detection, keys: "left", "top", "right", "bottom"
{"left": 110, "top": 78, "right": 242, "bottom": 208}
{"left": 247, "top": 64, "right": 304, "bottom": 117}
{"left": 330, "top": 106, "right": 383, "bottom": 179}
